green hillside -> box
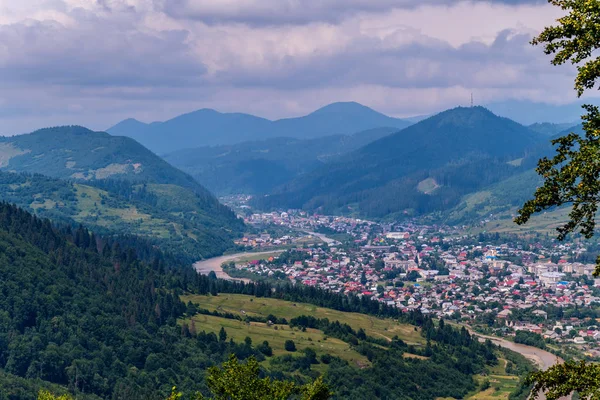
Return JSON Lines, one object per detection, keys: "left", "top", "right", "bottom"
{"left": 0, "top": 126, "right": 204, "bottom": 192}
{"left": 0, "top": 202, "right": 259, "bottom": 399}
{"left": 443, "top": 169, "right": 543, "bottom": 224}
{"left": 0, "top": 171, "right": 242, "bottom": 260}
{"left": 164, "top": 127, "right": 397, "bottom": 195}
{"left": 0, "top": 126, "right": 245, "bottom": 260}
{"left": 254, "top": 107, "right": 544, "bottom": 218}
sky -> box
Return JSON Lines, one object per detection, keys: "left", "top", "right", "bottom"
{"left": 0, "top": 0, "right": 589, "bottom": 134}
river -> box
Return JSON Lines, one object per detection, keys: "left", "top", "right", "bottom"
{"left": 471, "top": 331, "right": 570, "bottom": 400}
{"left": 193, "top": 232, "right": 338, "bottom": 282}
{"left": 193, "top": 250, "right": 285, "bottom": 283}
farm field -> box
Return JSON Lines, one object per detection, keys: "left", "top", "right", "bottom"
{"left": 181, "top": 293, "right": 425, "bottom": 345}
{"left": 181, "top": 313, "right": 369, "bottom": 366}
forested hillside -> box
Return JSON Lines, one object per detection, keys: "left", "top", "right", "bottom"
{"left": 0, "top": 126, "right": 245, "bottom": 260}
{"left": 164, "top": 127, "right": 397, "bottom": 195}
{"left": 0, "top": 172, "right": 242, "bottom": 261}
{"left": 0, "top": 126, "right": 203, "bottom": 192}
{"left": 254, "top": 107, "right": 545, "bottom": 218}
{"left": 0, "top": 203, "right": 529, "bottom": 399}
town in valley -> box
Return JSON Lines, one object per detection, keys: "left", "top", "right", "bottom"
{"left": 220, "top": 196, "right": 600, "bottom": 361}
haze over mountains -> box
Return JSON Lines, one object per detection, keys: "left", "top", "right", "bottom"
{"left": 108, "top": 102, "right": 413, "bottom": 154}
{"left": 164, "top": 127, "right": 398, "bottom": 195}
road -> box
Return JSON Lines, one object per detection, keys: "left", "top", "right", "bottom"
{"left": 193, "top": 250, "right": 285, "bottom": 283}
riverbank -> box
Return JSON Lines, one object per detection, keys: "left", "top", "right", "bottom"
{"left": 193, "top": 250, "right": 286, "bottom": 283}
{"left": 470, "top": 331, "right": 570, "bottom": 400}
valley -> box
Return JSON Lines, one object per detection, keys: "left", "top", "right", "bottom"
{"left": 0, "top": 107, "right": 591, "bottom": 400}
{"left": 7, "top": 0, "right": 600, "bottom": 398}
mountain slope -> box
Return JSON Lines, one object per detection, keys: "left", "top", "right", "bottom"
{"left": 254, "top": 107, "right": 544, "bottom": 218}
{"left": 0, "top": 126, "right": 204, "bottom": 191}
{"left": 269, "top": 102, "right": 410, "bottom": 139}
{"left": 0, "top": 126, "right": 244, "bottom": 260}
{"left": 108, "top": 102, "right": 412, "bottom": 153}
{"left": 163, "top": 127, "right": 398, "bottom": 195}
{"left": 0, "top": 202, "right": 236, "bottom": 399}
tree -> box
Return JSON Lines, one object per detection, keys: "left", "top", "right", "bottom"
{"left": 516, "top": 0, "right": 600, "bottom": 276}
{"left": 38, "top": 391, "right": 73, "bottom": 400}
{"left": 284, "top": 340, "right": 296, "bottom": 352}
{"left": 219, "top": 327, "right": 227, "bottom": 342}
{"left": 516, "top": 1, "right": 600, "bottom": 397}
{"left": 257, "top": 340, "right": 273, "bottom": 356}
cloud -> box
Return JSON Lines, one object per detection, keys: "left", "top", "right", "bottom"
{"left": 0, "top": 0, "right": 584, "bottom": 135}
{"left": 0, "top": 13, "right": 206, "bottom": 88}
{"left": 156, "top": 0, "right": 546, "bottom": 26}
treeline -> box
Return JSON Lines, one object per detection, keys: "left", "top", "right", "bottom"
{"left": 186, "top": 277, "right": 403, "bottom": 319}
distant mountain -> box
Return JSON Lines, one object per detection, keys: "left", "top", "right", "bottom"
{"left": 108, "top": 102, "right": 412, "bottom": 154}
{"left": 0, "top": 126, "right": 244, "bottom": 260}
{"left": 555, "top": 123, "right": 584, "bottom": 138}
{"left": 164, "top": 127, "right": 398, "bottom": 195}
{"left": 106, "top": 117, "right": 151, "bottom": 137}
{"left": 527, "top": 122, "right": 578, "bottom": 136}
{"left": 253, "top": 107, "right": 545, "bottom": 218}
{"left": 485, "top": 99, "right": 599, "bottom": 125}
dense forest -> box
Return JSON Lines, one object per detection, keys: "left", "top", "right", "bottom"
{"left": 0, "top": 202, "right": 530, "bottom": 399}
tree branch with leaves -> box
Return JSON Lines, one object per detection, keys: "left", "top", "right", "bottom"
{"left": 515, "top": 0, "right": 600, "bottom": 398}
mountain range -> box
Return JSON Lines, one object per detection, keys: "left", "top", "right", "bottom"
{"left": 252, "top": 106, "right": 547, "bottom": 219}
{"left": 108, "top": 102, "right": 413, "bottom": 154}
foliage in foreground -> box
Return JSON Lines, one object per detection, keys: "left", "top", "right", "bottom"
{"left": 516, "top": 0, "right": 600, "bottom": 398}
{"left": 39, "top": 355, "right": 332, "bottom": 400}
{"left": 526, "top": 361, "right": 600, "bottom": 400}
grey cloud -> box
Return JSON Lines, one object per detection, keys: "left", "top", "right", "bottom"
{"left": 156, "top": 0, "right": 546, "bottom": 26}
{"left": 207, "top": 29, "right": 562, "bottom": 92}
{"left": 0, "top": 13, "right": 206, "bottom": 88}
